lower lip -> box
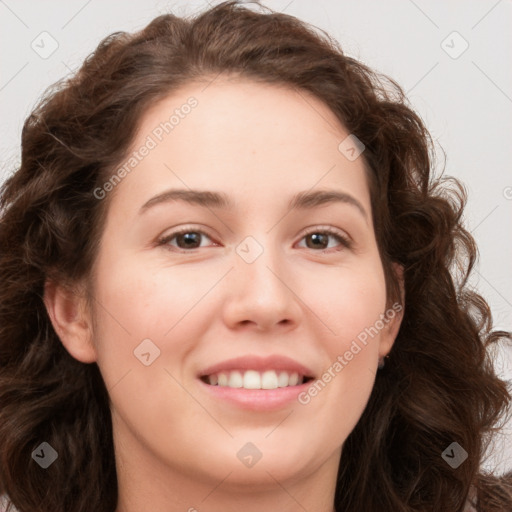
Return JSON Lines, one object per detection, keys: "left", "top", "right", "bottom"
{"left": 198, "top": 378, "right": 312, "bottom": 411}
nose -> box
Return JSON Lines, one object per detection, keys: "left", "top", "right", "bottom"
{"left": 221, "top": 235, "right": 302, "bottom": 332}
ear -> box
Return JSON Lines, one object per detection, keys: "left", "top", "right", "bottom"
{"left": 378, "top": 262, "right": 405, "bottom": 359}
{"left": 43, "top": 279, "right": 97, "bottom": 363}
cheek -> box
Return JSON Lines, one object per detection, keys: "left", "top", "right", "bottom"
{"left": 295, "top": 261, "right": 386, "bottom": 430}
{"left": 89, "top": 252, "right": 226, "bottom": 384}
{"left": 93, "top": 251, "right": 218, "bottom": 335}
{"left": 301, "top": 260, "right": 387, "bottom": 347}
{"left": 88, "top": 258, "right": 214, "bottom": 436}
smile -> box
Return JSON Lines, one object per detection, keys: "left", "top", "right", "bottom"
{"left": 201, "top": 369, "right": 313, "bottom": 389}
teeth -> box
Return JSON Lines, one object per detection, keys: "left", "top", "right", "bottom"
{"left": 205, "top": 370, "right": 306, "bottom": 389}
{"left": 261, "top": 370, "right": 278, "bottom": 389}
{"left": 228, "top": 371, "right": 243, "bottom": 388}
{"left": 244, "top": 370, "right": 261, "bottom": 389}
{"left": 277, "top": 371, "right": 289, "bottom": 387}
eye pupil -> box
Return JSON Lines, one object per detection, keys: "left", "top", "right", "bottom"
{"left": 178, "top": 232, "right": 201, "bottom": 248}
{"left": 307, "top": 233, "right": 328, "bottom": 249}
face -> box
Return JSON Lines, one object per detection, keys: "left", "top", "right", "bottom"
{"left": 58, "top": 76, "right": 402, "bottom": 493}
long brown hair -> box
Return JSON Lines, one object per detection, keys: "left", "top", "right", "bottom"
{"left": 1, "top": 2, "right": 511, "bottom": 511}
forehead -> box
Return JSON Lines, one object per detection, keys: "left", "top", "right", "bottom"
{"left": 108, "top": 76, "right": 372, "bottom": 219}
{"left": 137, "top": 75, "right": 349, "bottom": 155}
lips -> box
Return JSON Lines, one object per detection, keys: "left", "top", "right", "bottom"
{"left": 197, "top": 355, "right": 317, "bottom": 411}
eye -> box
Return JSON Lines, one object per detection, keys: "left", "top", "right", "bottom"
{"left": 296, "top": 228, "right": 352, "bottom": 252}
{"left": 157, "top": 226, "right": 352, "bottom": 252}
{"left": 157, "top": 227, "right": 216, "bottom": 251}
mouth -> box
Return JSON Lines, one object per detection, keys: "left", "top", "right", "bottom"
{"left": 199, "top": 369, "right": 315, "bottom": 389}
{"left": 196, "top": 354, "right": 316, "bottom": 410}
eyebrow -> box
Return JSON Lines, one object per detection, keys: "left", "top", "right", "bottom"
{"left": 139, "top": 188, "right": 368, "bottom": 221}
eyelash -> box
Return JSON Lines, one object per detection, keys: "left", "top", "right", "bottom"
{"left": 157, "top": 226, "right": 352, "bottom": 253}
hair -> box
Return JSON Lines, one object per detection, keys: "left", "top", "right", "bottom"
{"left": 0, "top": 1, "right": 511, "bottom": 511}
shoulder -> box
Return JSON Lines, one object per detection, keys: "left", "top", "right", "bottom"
{"left": 0, "top": 495, "right": 18, "bottom": 512}
{"left": 464, "top": 500, "right": 478, "bottom": 511}
{"left": 463, "top": 485, "right": 478, "bottom": 512}
{"left": 469, "top": 471, "right": 512, "bottom": 511}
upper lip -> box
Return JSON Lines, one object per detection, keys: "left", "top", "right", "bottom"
{"left": 198, "top": 355, "right": 316, "bottom": 378}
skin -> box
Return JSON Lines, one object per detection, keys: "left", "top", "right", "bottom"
{"left": 44, "top": 75, "right": 404, "bottom": 512}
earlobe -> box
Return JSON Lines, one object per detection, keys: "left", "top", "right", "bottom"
{"left": 43, "top": 279, "right": 97, "bottom": 363}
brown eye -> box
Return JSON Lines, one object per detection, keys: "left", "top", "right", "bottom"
{"left": 158, "top": 229, "right": 215, "bottom": 251}
{"left": 298, "top": 229, "right": 352, "bottom": 251}
{"left": 305, "top": 232, "right": 329, "bottom": 249}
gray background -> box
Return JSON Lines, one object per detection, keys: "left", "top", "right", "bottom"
{"left": 1, "top": 0, "right": 511, "bottom": 473}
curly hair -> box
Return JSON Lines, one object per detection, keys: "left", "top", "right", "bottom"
{"left": 0, "top": 2, "right": 511, "bottom": 511}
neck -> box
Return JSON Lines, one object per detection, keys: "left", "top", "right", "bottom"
{"left": 115, "top": 464, "right": 339, "bottom": 512}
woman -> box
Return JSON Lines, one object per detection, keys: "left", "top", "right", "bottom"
{"left": 0, "top": 1, "right": 511, "bottom": 511}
